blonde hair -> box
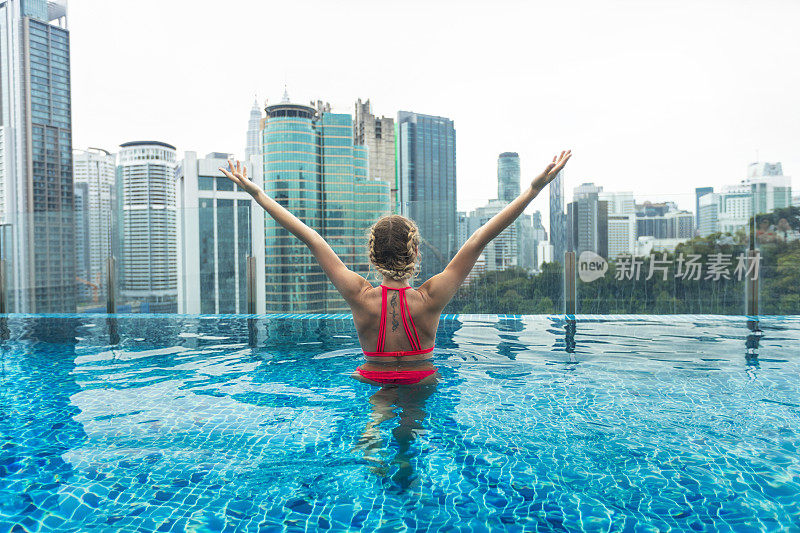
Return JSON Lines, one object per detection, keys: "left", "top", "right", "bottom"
{"left": 367, "top": 215, "right": 420, "bottom": 281}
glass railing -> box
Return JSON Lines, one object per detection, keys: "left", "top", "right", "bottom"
{"left": 0, "top": 193, "right": 797, "bottom": 316}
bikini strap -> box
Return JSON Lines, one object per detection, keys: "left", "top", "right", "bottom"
{"left": 398, "top": 288, "right": 422, "bottom": 351}
{"left": 376, "top": 285, "right": 388, "bottom": 352}
{"left": 401, "top": 289, "right": 424, "bottom": 350}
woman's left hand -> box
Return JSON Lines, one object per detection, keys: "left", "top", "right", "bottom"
{"left": 219, "top": 159, "right": 262, "bottom": 196}
{"left": 530, "top": 150, "right": 571, "bottom": 192}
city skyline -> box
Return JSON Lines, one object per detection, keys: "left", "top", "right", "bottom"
{"left": 67, "top": 0, "right": 799, "bottom": 220}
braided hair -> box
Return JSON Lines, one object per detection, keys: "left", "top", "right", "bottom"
{"left": 367, "top": 215, "right": 421, "bottom": 281}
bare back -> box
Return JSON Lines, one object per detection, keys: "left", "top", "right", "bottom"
{"left": 351, "top": 285, "right": 441, "bottom": 362}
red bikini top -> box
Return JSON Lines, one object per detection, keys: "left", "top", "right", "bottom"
{"left": 362, "top": 285, "right": 435, "bottom": 357}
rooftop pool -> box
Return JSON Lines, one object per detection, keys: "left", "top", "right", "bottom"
{"left": 1, "top": 314, "right": 799, "bottom": 532}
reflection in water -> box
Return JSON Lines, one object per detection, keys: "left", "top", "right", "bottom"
{"left": 496, "top": 317, "right": 526, "bottom": 361}
{"left": 355, "top": 384, "right": 437, "bottom": 491}
{"left": 745, "top": 319, "right": 763, "bottom": 380}
{"left": 107, "top": 317, "right": 119, "bottom": 345}
{"left": 247, "top": 317, "right": 258, "bottom": 347}
{"left": 554, "top": 318, "right": 578, "bottom": 366}
{"left": 565, "top": 319, "right": 576, "bottom": 355}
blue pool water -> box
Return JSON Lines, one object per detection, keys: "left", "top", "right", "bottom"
{"left": 1, "top": 314, "right": 799, "bottom": 532}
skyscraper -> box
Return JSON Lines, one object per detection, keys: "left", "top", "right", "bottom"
{"left": 456, "top": 211, "right": 469, "bottom": 250}
{"left": 354, "top": 99, "right": 396, "bottom": 210}
{"left": 497, "top": 152, "right": 520, "bottom": 202}
{"left": 549, "top": 170, "right": 566, "bottom": 264}
{"left": 695, "top": 187, "right": 714, "bottom": 232}
{"left": 245, "top": 97, "right": 262, "bottom": 160}
{"left": 73, "top": 148, "right": 115, "bottom": 307}
{"left": 117, "top": 141, "right": 178, "bottom": 312}
{"left": 262, "top": 96, "right": 389, "bottom": 313}
{"left": 567, "top": 183, "right": 608, "bottom": 258}
{"left": 176, "top": 152, "right": 265, "bottom": 314}
{"left": 599, "top": 191, "right": 636, "bottom": 258}
{"left": 527, "top": 210, "right": 547, "bottom": 269}
{"left": 746, "top": 162, "right": 792, "bottom": 214}
{"left": 0, "top": 0, "right": 75, "bottom": 312}
{"left": 497, "top": 152, "right": 533, "bottom": 269}
{"left": 73, "top": 181, "right": 90, "bottom": 302}
{"left": 470, "top": 199, "right": 517, "bottom": 271}
{"left": 397, "top": 111, "right": 457, "bottom": 282}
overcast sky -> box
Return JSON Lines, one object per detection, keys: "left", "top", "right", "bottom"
{"left": 69, "top": 0, "right": 799, "bottom": 225}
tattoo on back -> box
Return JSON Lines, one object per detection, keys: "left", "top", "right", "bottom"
{"left": 390, "top": 292, "right": 399, "bottom": 332}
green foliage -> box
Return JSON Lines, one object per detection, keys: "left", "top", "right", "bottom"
{"left": 445, "top": 207, "right": 800, "bottom": 315}
{"left": 444, "top": 265, "right": 563, "bottom": 314}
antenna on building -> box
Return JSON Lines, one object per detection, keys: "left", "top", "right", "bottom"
{"left": 281, "top": 85, "right": 290, "bottom": 104}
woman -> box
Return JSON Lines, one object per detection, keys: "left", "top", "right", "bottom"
{"left": 219, "top": 150, "right": 571, "bottom": 386}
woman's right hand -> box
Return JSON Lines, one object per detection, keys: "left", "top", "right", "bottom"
{"left": 530, "top": 150, "right": 572, "bottom": 192}
{"left": 219, "top": 159, "right": 263, "bottom": 197}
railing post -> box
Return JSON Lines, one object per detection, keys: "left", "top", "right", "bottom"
{"left": 106, "top": 255, "right": 116, "bottom": 314}
{"left": 745, "top": 249, "right": 759, "bottom": 317}
{"left": 564, "top": 251, "right": 576, "bottom": 315}
{"left": 0, "top": 259, "right": 6, "bottom": 315}
{"left": 246, "top": 255, "right": 256, "bottom": 315}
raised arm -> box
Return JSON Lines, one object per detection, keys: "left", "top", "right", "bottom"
{"left": 219, "top": 160, "right": 370, "bottom": 304}
{"left": 419, "top": 150, "right": 572, "bottom": 310}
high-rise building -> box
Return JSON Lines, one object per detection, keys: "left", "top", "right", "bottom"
{"left": 117, "top": 141, "right": 178, "bottom": 312}
{"left": 73, "top": 181, "right": 90, "bottom": 301}
{"left": 599, "top": 191, "right": 635, "bottom": 215}
{"left": 567, "top": 183, "right": 608, "bottom": 257}
{"left": 354, "top": 99, "right": 396, "bottom": 210}
{"left": 0, "top": 0, "right": 75, "bottom": 312}
{"left": 598, "top": 190, "right": 636, "bottom": 258}
{"left": 746, "top": 162, "right": 792, "bottom": 215}
{"left": 176, "top": 152, "right": 265, "bottom": 314}
{"left": 549, "top": 170, "right": 566, "bottom": 264}
{"left": 496, "top": 151, "right": 535, "bottom": 270}
{"left": 530, "top": 211, "right": 548, "bottom": 269}
{"left": 697, "top": 187, "right": 751, "bottom": 237}
{"left": 245, "top": 97, "right": 262, "bottom": 160}
{"left": 397, "top": 111, "right": 457, "bottom": 282}
{"left": 607, "top": 214, "right": 636, "bottom": 258}
{"left": 73, "top": 147, "right": 115, "bottom": 307}
{"left": 537, "top": 241, "right": 554, "bottom": 269}
{"left": 497, "top": 152, "right": 520, "bottom": 202}
{"left": 262, "top": 96, "right": 390, "bottom": 313}
{"left": 635, "top": 203, "right": 694, "bottom": 240}
{"left": 696, "top": 163, "right": 791, "bottom": 237}
{"left": 470, "top": 199, "right": 517, "bottom": 271}
{"left": 516, "top": 213, "right": 534, "bottom": 270}
{"left": 695, "top": 187, "right": 714, "bottom": 232}
{"left": 456, "top": 211, "right": 469, "bottom": 250}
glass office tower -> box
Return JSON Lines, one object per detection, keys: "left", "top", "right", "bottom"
{"left": 175, "top": 152, "right": 264, "bottom": 314}
{"left": 262, "top": 98, "right": 389, "bottom": 313}
{"left": 498, "top": 152, "right": 520, "bottom": 202}
{"left": 73, "top": 147, "right": 115, "bottom": 309}
{"left": 0, "top": 0, "right": 74, "bottom": 312}
{"left": 397, "top": 111, "right": 457, "bottom": 282}
{"left": 549, "top": 170, "right": 566, "bottom": 265}
{"left": 263, "top": 101, "right": 325, "bottom": 312}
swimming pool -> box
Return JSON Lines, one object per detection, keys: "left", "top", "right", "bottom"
{"left": 1, "top": 314, "right": 799, "bottom": 532}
